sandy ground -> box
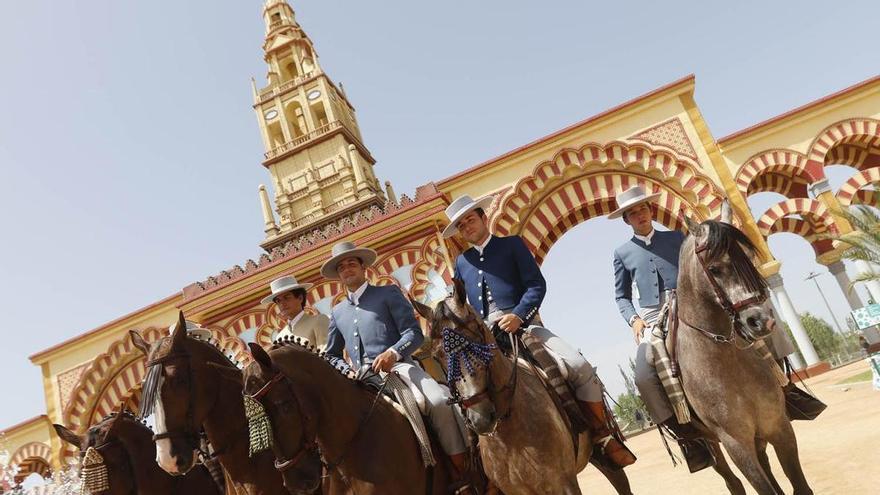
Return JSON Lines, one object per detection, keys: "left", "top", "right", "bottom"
{"left": 577, "top": 360, "right": 880, "bottom": 494}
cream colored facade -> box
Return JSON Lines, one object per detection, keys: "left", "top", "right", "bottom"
{"left": 3, "top": 0, "right": 879, "bottom": 484}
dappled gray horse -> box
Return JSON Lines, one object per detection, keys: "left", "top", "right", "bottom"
{"left": 677, "top": 217, "right": 812, "bottom": 495}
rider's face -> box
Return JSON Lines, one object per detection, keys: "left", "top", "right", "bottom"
{"left": 624, "top": 203, "right": 654, "bottom": 235}
{"left": 336, "top": 257, "right": 367, "bottom": 290}
{"left": 456, "top": 210, "right": 490, "bottom": 245}
{"left": 274, "top": 291, "right": 304, "bottom": 321}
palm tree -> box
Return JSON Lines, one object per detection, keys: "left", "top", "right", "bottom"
{"left": 831, "top": 205, "right": 880, "bottom": 285}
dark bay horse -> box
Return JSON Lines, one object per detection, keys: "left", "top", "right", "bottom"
{"left": 677, "top": 217, "right": 813, "bottom": 494}
{"left": 54, "top": 409, "right": 221, "bottom": 495}
{"left": 228, "top": 339, "right": 459, "bottom": 495}
{"left": 130, "top": 313, "right": 287, "bottom": 495}
{"left": 413, "top": 282, "right": 632, "bottom": 495}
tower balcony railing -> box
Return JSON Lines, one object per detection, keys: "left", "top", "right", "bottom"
{"left": 264, "top": 120, "right": 342, "bottom": 161}
{"left": 258, "top": 69, "right": 322, "bottom": 103}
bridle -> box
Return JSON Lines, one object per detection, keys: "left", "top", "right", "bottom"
{"left": 245, "top": 366, "right": 388, "bottom": 490}
{"left": 245, "top": 372, "right": 320, "bottom": 473}
{"left": 146, "top": 352, "right": 203, "bottom": 450}
{"left": 81, "top": 437, "right": 134, "bottom": 494}
{"left": 439, "top": 302, "right": 519, "bottom": 432}
{"left": 680, "top": 238, "right": 768, "bottom": 346}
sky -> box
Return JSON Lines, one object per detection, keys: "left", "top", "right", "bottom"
{"left": 1, "top": 0, "right": 879, "bottom": 431}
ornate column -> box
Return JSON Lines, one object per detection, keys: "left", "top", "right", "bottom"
{"left": 768, "top": 290, "right": 805, "bottom": 370}
{"left": 258, "top": 185, "right": 280, "bottom": 237}
{"left": 766, "top": 273, "right": 821, "bottom": 366}
{"left": 826, "top": 260, "right": 865, "bottom": 310}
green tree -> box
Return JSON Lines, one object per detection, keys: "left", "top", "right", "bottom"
{"left": 613, "top": 360, "right": 648, "bottom": 429}
{"left": 800, "top": 312, "right": 844, "bottom": 361}
{"left": 830, "top": 205, "right": 880, "bottom": 285}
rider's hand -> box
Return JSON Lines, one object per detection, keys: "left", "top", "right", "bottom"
{"left": 498, "top": 314, "right": 524, "bottom": 333}
{"left": 631, "top": 318, "right": 646, "bottom": 345}
{"left": 372, "top": 349, "right": 400, "bottom": 373}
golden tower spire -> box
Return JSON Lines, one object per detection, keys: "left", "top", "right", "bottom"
{"left": 253, "top": 1, "right": 385, "bottom": 251}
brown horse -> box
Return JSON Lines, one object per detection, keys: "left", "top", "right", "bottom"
{"left": 228, "top": 338, "right": 461, "bottom": 495}
{"left": 54, "top": 409, "right": 221, "bottom": 495}
{"left": 130, "top": 313, "right": 287, "bottom": 495}
{"left": 413, "top": 281, "right": 634, "bottom": 495}
{"left": 677, "top": 217, "right": 813, "bottom": 494}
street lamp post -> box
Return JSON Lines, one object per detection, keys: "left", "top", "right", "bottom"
{"left": 805, "top": 271, "right": 845, "bottom": 333}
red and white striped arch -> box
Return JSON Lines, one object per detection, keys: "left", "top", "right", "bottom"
{"left": 808, "top": 118, "right": 880, "bottom": 166}
{"left": 756, "top": 198, "right": 836, "bottom": 239}
{"left": 89, "top": 358, "right": 146, "bottom": 425}
{"left": 492, "top": 141, "right": 723, "bottom": 263}
{"left": 825, "top": 143, "right": 880, "bottom": 171}
{"left": 374, "top": 248, "right": 420, "bottom": 278}
{"left": 10, "top": 442, "right": 52, "bottom": 484}
{"left": 765, "top": 217, "right": 834, "bottom": 256}
{"left": 64, "top": 326, "right": 165, "bottom": 433}
{"left": 734, "top": 149, "right": 816, "bottom": 197}
{"left": 837, "top": 168, "right": 880, "bottom": 206}
{"left": 411, "top": 235, "right": 452, "bottom": 303}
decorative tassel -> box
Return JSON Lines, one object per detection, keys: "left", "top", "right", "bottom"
{"left": 243, "top": 395, "right": 273, "bottom": 457}
{"left": 81, "top": 447, "right": 109, "bottom": 494}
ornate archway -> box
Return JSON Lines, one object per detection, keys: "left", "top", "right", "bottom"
{"left": 492, "top": 141, "right": 725, "bottom": 262}
{"left": 10, "top": 442, "right": 52, "bottom": 485}
{"left": 837, "top": 168, "right": 880, "bottom": 206}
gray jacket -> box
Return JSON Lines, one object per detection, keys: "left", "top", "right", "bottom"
{"left": 613, "top": 230, "right": 685, "bottom": 324}
{"left": 325, "top": 284, "right": 424, "bottom": 369}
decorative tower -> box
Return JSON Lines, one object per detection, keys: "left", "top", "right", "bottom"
{"left": 254, "top": 0, "right": 385, "bottom": 251}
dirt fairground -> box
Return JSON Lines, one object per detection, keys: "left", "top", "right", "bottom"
{"left": 578, "top": 360, "right": 880, "bottom": 494}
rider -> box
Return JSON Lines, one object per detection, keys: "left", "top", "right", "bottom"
{"left": 610, "top": 185, "right": 716, "bottom": 472}
{"left": 321, "top": 241, "right": 473, "bottom": 492}
{"left": 444, "top": 195, "right": 636, "bottom": 469}
{"left": 262, "top": 275, "right": 330, "bottom": 350}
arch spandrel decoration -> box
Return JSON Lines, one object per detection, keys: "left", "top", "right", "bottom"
{"left": 492, "top": 141, "right": 724, "bottom": 262}
{"left": 10, "top": 442, "right": 52, "bottom": 484}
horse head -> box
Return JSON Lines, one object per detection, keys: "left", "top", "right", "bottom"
{"left": 54, "top": 407, "right": 139, "bottom": 495}
{"left": 240, "top": 341, "right": 323, "bottom": 495}
{"left": 130, "top": 312, "right": 232, "bottom": 475}
{"left": 681, "top": 215, "right": 775, "bottom": 343}
{"left": 413, "top": 278, "right": 502, "bottom": 435}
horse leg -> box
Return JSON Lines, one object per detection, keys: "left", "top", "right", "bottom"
{"left": 707, "top": 441, "right": 746, "bottom": 495}
{"left": 589, "top": 459, "right": 632, "bottom": 495}
{"left": 717, "top": 434, "right": 781, "bottom": 495}
{"left": 754, "top": 438, "right": 784, "bottom": 495}
{"left": 766, "top": 421, "right": 813, "bottom": 495}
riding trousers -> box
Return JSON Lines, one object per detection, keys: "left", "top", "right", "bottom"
{"left": 486, "top": 311, "right": 604, "bottom": 403}
{"left": 389, "top": 361, "right": 468, "bottom": 456}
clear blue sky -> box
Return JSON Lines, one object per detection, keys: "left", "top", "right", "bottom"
{"left": 1, "top": 0, "right": 878, "bottom": 429}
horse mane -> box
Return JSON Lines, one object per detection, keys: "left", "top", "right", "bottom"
{"left": 87, "top": 409, "right": 148, "bottom": 446}
{"left": 270, "top": 336, "right": 356, "bottom": 381}
{"left": 701, "top": 220, "right": 768, "bottom": 295}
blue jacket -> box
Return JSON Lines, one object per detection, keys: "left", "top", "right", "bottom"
{"left": 325, "top": 284, "right": 424, "bottom": 369}
{"left": 613, "top": 230, "right": 685, "bottom": 324}
{"left": 454, "top": 235, "right": 546, "bottom": 324}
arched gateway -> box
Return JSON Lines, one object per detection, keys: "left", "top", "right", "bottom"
{"left": 9, "top": 0, "right": 880, "bottom": 478}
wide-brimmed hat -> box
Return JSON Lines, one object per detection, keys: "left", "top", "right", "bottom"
{"left": 320, "top": 241, "right": 378, "bottom": 279}
{"left": 168, "top": 320, "right": 212, "bottom": 340}
{"left": 442, "top": 194, "right": 494, "bottom": 238}
{"left": 608, "top": 186, "right": 661, "bottom": 220}
{"left": 261, "top": 275, "right": 314, "bottom": 305}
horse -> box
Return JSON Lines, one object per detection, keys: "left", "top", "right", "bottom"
{"left": 676, "top": 216, "right": 813, "bottom": 494}
{"left": 130, "top": 313, "right": 287, "bottom": 495}
{"left": 53, "top": 408, "right": 221, "bottom": 495}
{"left": 223, "top": 338, "right": 463, "bottom": 495}
{"left": 412, "top": 280, "right": 633, "bottom": 495}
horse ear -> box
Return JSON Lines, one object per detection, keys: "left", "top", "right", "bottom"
{"left": 682, "top": 211, "right": 704, "bottom": 237}
{"left": 53, "top": 424, "right": 81, "bottom": 449}
{"left": 452, "top": 278, "right": 467, "bottom": 306}
{"left": 129, "top": 330, "right": 150, "bottom": 356}
{"left": 411, "top": 298, "right": 433, "bottom": 320}
{"left": 248, "top": 342, "right": 274, "bottom": 372}
{"left": 171, "top": 311, "right": 187, "bottom": 344}
{"left": 720, "top": 199, "right": 733, "bottom": 224}
{"left": 207, "top": 362, "right": 243, "bottom": 384}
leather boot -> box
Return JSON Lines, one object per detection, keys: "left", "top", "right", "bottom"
{"left": 448, "top": 452, "right": 477, "bottom": 495}
{"left": 662, "top": 419, "right": 715, "bottom": 473}
{"left": 579, "top": 401, "right": 636, "bottom": 468}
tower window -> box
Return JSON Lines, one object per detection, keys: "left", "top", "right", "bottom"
{"left": 271, "top": 13, "right": 281, "bottom": 22}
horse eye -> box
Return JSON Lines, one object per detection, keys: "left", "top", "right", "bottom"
{"left": 708, "top": 266, "right": 722, "bottom": 276}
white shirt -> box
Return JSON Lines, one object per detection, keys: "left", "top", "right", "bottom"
{"left": 348, "top": 281, "right": 369, "bottom": 305}
{"left": 634, "top": 229, "right": 655, "bottom": 246}
{"left": 474, "top": 235, "right": 493, "bottom": 255}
